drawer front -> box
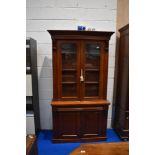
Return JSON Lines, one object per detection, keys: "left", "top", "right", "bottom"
{"left": 53, "top": 106, "right": 106, "bottom": 112}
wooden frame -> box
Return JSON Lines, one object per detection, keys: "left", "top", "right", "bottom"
{"left": 112, "top": 24, "right": 129, "bottom": 140}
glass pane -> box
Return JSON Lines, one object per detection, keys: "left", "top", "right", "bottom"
{"left": 85, "top": 84, "right": 99, "bottom": 97}
{"left": 85, "top": 71, "right": 99, "bottom": 82}
{"left": 62, "top": 71, "right": 76, "bottom": 82}
{"left": 85, "top": 43, "right": 100, "bottom": 69}
{"left": 84, "top": 43, "right": 100, "bottom": 98}
{"left": 62, "top": 43, "right": 77, "bottom": 69}
{"left": 61, "top": 43, "right": 78, "bottom": 98}
{"left": 62, "top": 84, "right": 77, "bottom": 97}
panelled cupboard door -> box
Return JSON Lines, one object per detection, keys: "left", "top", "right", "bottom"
{"left": 53, "top": 110, "right": 80, "bottom": 141}
{"left": 80, "top": 111, "right": 105, "bottom": 138}
{"left": 57, "top": 40, "right": 107, "bottom": 101}
{"left": 57, "top": 41, "right": 81, "bottom": 100}
{"left": 80, "top": 106, "right": 108, "bottom": 140}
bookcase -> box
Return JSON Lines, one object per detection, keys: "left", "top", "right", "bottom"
{"left": 48, "top": 30, "right": 113, "bottom": 142}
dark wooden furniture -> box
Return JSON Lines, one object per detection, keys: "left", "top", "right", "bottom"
{"left": 26, "top": 38, "right": 40, "bottom": 131}
{"left": 26, "top": 135, "right": 38, "bottom": 155}
{"left": 70, "top": 142, "right": 129, "bottom": 155}
{"left": 48, "top": 30, "right": 114, "bottom": 143}
{"left": 112, "top": 24, "right": 129, "bottom": 140}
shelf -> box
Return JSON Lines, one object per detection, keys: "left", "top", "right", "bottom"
{"left": 62, "top": 82, "right": 76, "bottom": 84}
{"left": 62, "top": 69, "right": 76, "bottom": 71}
{"left": 85, "top": 82, "right": 99, "bottom": 84}
{"left": 62, "top": 69, "right": 99, "bottom": 72}
{"left": 85, "top": 69, "right": 99, "bottom": 71}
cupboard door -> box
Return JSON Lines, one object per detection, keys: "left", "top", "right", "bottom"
{"left": 58, "top": 41, "right": 81, "bottom": 100}
{"left": 53, "top": 110, "right": 80, "bottom": 142}
{"left": 81, "top": 42, "right": 104, "bottom": 100}
{"left": 80, "top": 107, "right": 107, "bottom": 139}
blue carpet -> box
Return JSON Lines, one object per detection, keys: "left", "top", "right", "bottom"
{"left": 37, "top": 129, "right": 122, "bottom": 155}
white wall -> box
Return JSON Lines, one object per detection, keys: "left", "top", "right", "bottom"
{"left": 26, "top": 0, "right": 117, "bottom": 129}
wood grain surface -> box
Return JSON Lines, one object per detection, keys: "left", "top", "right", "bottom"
{"left": 70, "top": 142, "right": 129, "bottom": 155}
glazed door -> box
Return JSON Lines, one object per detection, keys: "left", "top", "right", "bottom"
{"left": 58, "top": 41, "right": 81, "bottom": 100}
{"left": 57, "top": 40, "right": 106, "bottom": 101}
{"left": 81, "top": 41, "right": 104, "bottom": 100}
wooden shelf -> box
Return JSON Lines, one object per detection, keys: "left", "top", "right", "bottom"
{"left": 62, "top": 69, "right": 76, "bottom": 71}
{"left": 85, "top": 69, "right": 99, "bottom": 71}
{"left": 85, "top": 81, "right": 99, "bottom": 84}
{"left": 62, "top": 82, "right": 76, "bottom": 84}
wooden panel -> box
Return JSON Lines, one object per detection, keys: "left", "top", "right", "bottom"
{"left": 59, "top": 112, "right": 80, "bottom": 138}
{"left": 53, "top": 106, "right": 105, "bottom": 112}
{"left": 52, "top": 39, "right": 58, "bottom": 100}
{"left": 53, "top": 110, "right": 80, "bottom": 142}
{"left": 112, "top": 25, "right": 129, "bottom": 140}
{"left": 52, "top": 104, "right": 109, "bottom": 143}
{"left": 81, "top": 110, "right": 106, "bottom": 138}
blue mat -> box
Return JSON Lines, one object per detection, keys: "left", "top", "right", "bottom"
{"left": 37, "top": 129, "right": 122, "bottom": 155}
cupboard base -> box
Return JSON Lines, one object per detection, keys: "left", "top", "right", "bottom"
{"left": 51, "top": 100, "right": 110, "bottom": 143}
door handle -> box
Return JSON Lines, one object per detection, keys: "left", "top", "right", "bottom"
{"left": 80, "top": 69, "right": 84, "bottom": 82}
